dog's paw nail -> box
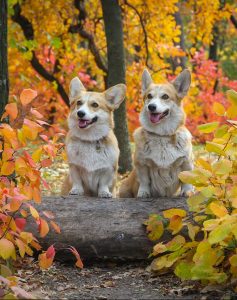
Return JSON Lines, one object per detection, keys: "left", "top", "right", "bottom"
{"left": 137, "top": 191, "right": 151, "bottom": 198}
{"left": 69, "top": 188, "right": 84, "bottom": 196}
{"left": 98, "top": 191, "right": 112, "bottom": 198}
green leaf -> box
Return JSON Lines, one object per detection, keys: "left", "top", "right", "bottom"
{"left": 198, "top": 122, "right": 219, "bottom": 134}
{"left": 208, "top": 223, "right": 232, "bottom": 245}
{"left": 206, "top": 142, "right": 225, "bottom": 156}
{"left": 175, "top": 261, "right": 192, "bottom": 280}
{"left": 187, "top": 193, "right": 205, "bottom": 211}
{"left": 226, "top": 89, "right": 237, "bottom": 106}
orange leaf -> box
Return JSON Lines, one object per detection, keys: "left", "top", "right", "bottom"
{"left": 41, "top": 158, "right": 52, "bottom": 168}
{"left": 50, "top": 221, "right": 61, "bottom": 234}
{"left": 39, "top": 218, "right": 49, "bottom": 237}
{"left": 5, "top": 103, "right": 18, "bottom": 120}
{"left": 1, "top": 161, "right": 15, "bottom": 176}
{"left": 33, "top": 187, "right": 41, "bottom": 203}
{"left": 69, "top": 246, "right": 83, "bottom": 269}
{"left": 20, "top": 89, "right": 37, "bottom": 106}
{"left": 38, "top": 252, "right": 53, "bottom": 269}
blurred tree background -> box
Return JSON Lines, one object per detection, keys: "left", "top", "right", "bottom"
{"left": 7, "top": 0, "right": 237, "bottom": 171}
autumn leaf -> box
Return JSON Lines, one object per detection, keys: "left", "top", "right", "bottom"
{"left": 20, "top": 89, "right": 37, "bottom": 106}
{"left": 5, "top": 103, "right": 18, "bottom": 120}
{"left": 1, "top": 161, "right": 15, "bottom": 176}
{"left": 69, "top": 246, "right": 83, "bottom": 269}
{"left": 0, "top": 239, "right": 16, "bottom": 260}
{"left": 50, "top": 221, "right": 61, "bottom": 234}
{"left": 39, "top": 218, "right": 49, "bottom": 237}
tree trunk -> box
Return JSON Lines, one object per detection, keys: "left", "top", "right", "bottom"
{"left": 209, "top": 25, "right": 219, "bottom": 62}
{"left": 173, "top": 5, "right": 186, "bottom": 70}
{"left": 0, "top": 0, "right": 9, "bottom": 116}
{"left": 101, "top": 0, "right": 132, "bottom": 174}
{"left": 29, "top": 196, "right": 187, "bottom": 262}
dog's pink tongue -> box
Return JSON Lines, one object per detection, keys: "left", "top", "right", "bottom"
{"left": 150, "top": 113, "right": 162, "bottom": 123}
{"left": 78, "top": 120, "right": 88, "bottom": 128}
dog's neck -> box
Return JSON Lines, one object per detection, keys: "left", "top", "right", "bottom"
{"left": 69, "top": 125, "right": 111, "bottom": 143}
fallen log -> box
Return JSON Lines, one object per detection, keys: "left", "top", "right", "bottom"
{"left": 31, "top": 196, "right": 187, "bottom": 262}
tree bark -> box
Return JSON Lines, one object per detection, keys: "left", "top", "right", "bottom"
{"left": 29, "top": 196, "right": 187, "bottom": 262}
{"left": 101, "top": 0, "right": 132, "bottom": 174}
{"left": 0, "top": 0, "right": 9, "bottom": 116}
{"left": 173, "top": 5, "right": 186, "bottom": 70}
{"left": 209, "top": 25, "right": 219, "bottom": 62}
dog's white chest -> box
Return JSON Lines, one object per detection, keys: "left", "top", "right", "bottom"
{"left": 140, "top": 129, "right": 191, "bottom": 168}
{"left": 67, "top": 139, "right": 118, "bottom": 172}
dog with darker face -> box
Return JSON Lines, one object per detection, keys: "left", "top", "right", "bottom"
{"left": 61, "top": 77, "right": 126, "bottom": 198}
{"left": 119, "top": 69, "right": 194, "bottom": 198}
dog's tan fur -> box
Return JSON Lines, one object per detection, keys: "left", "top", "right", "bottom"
{"left": 61, "top": 77, "right": 126, "bottom": 198}
{"left": 119, "top": 69, "right": 193, "bottom": 198}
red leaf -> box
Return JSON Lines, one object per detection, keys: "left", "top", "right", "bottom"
{"left": 15, "top": 218, "right": 26, "bottom": 231}
{"left": 69, "top": 246, "right": 83, "bottom": 269}
{"left": 46, "top": 245, "right": 55, "bottom": 259}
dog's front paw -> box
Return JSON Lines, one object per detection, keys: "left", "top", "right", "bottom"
{"left": 98, "top": 191, "right": 113, "bottom": 198}
{"left": 180, "top": 184, "right": 194, "bottom": 197}
{"left": 69, "top": 188, "right": 84, "bottom": 196}
{"left": 137, "top": 189, "right": 151, "bottom": 198}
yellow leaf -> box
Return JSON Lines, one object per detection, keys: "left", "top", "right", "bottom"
{"left": 5, "top": 103, "right": 18, "bottom": 120}
{"left": 0, "top": 238, "right": 16, "bottom": 260}
{"left": 198, "top": 122, "right": 219, "bottom": 134}
{"left": 213, "top": 102, "right": 225, "bottom": 116}
{"left": 206, "top": 142, "right": 225, "bottom": 156}
{"left": 20, "top": 89, "right": 37, "bottom": 106}
{"left": 212, "top": 159, "right": 232, "bottom": 175}
{"left": 20, "top": 232, "right": 33, "bottom": 244}
{"left": 32, "top": 148, "right": 42, "bottom": 162}
{"left": 209, "top": 202, "right": 228, "bottom": 218}
{"left": 16, "top": 239, "right": 26, "bottom": 258}
{"left": 1, "top": 161, "right": 15, "bottom": 176}
{"left": 29, "top": 205, "right": 39, "bottom": 220}
{"left": 163, "top": 208, "right": 186, "bottom": 218}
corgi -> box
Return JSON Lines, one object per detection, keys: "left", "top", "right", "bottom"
{"left": 61, "top": 77, "right": 126, "bottom": 198}
{"left": 119, "top": 69, "right": 193, "bottom": 198}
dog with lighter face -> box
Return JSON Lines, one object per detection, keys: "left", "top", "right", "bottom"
{"left": 61, "top": 77, "right": 126, "bottom": 198}
{"left": 119, "top": 69, "right": 194, "bottom": 198}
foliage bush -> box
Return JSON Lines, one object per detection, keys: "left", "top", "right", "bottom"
{"left": 146, "top": 89, "right": 237, "bottom": 286}
{"left": 0, "top": 89, "right": 82, "bottom": 298}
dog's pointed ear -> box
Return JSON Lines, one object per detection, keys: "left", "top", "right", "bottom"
{"left": 69, "top": 77, "right": 86, "bottom": 100}
{"left": 142, "top": 69, "right": 153, "bottom": 95}
{"left": 172, "top": 69, "right": 191, "bottom": 99}
{"left": 104, "top": 84, "right": 126, "bottom": 110}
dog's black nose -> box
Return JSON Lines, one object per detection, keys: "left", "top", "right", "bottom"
{"left": 148, "top": 104, "right": 157, "bottom": 112}
{"left": 77, "top": 110, "right": 85, "bottom": 118}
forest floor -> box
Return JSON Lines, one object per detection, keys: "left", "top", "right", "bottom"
{"left": 17, "top": 260, "right": 236, "bottom": 299}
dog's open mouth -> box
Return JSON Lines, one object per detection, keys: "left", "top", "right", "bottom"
{"left": 149, "top": 109, "right": 169, "bottom": 124}
{"left": 78, "top": 116, "right": 98, "bottom": 129}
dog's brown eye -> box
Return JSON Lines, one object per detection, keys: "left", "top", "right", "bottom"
{"left": 161, "top": 94, "right": 169, "bottom": 100}
{"left": 147, "top": 93, "right": 153, "bottom": 99}
{"left": 77, "top": 100, "right": 82, "bottom": 106}
{"left": 92, "top": 102, "right": 99, "bottom": 108}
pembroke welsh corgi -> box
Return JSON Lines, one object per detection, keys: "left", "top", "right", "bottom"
{"left": 62, "top": 77, "right": 126, "bottom": 198}
{"left": 119, "top": 69, "right": 193, "bottom": 198}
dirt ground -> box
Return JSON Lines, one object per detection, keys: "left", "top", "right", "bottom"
{"left": 16, "top": 261, "right": 237, "bottom": 300}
